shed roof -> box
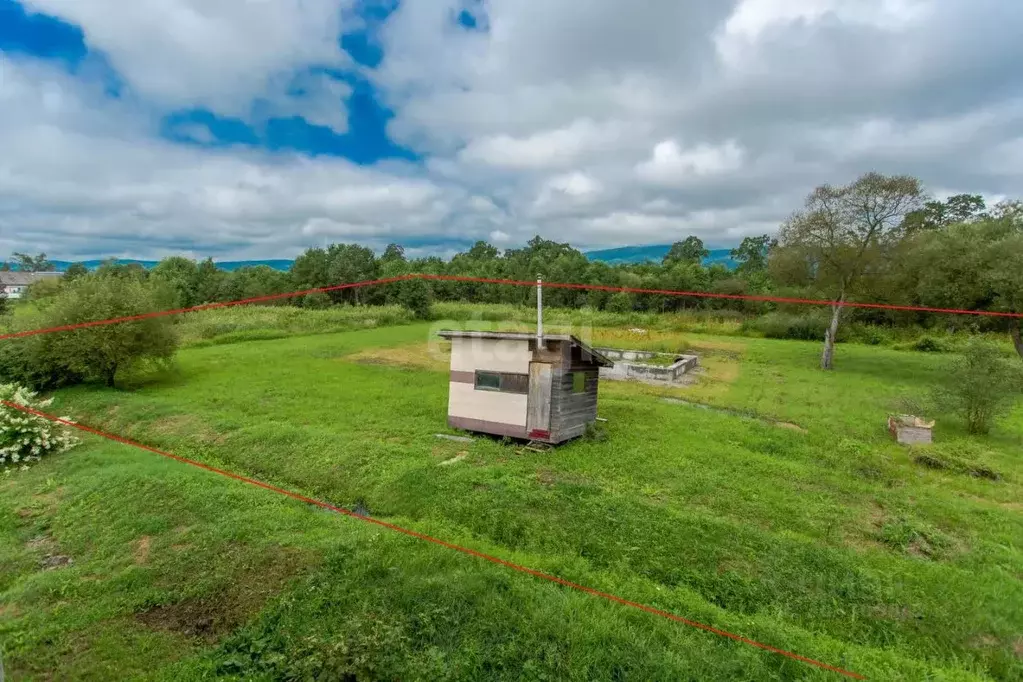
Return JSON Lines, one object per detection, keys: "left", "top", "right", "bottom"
{"left": 0, "top": 271, "right": 62, "bottom": 286}
{"left": 437, "top": 330, "right": 614, "bottom": 367}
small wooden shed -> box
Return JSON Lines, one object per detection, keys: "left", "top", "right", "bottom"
{"left": 437, "top": 330, "right": 614, "bottom": 444}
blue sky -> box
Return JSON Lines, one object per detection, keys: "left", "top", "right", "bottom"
{"left": 1, "top": 0, "right": 1021, "bottom": 261}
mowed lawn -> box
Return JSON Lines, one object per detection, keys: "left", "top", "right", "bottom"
{"left": 2, "top": 321, "right": 1022, "bottom": 680}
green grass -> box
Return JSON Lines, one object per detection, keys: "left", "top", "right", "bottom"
{"left": 2, "top": 319, "right": 1022, "bottom": 680}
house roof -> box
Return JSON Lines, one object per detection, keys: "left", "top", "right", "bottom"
{"left": 0, "top": 271, "right": 61, "bottom": 286}
{"left": 437, "top": 330, "right": 614, "bottom": 367}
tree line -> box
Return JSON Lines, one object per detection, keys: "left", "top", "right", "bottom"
{"left": 4, "top": 172, "right": 1022, "bottom": 373}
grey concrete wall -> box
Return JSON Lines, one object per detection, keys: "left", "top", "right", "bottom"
{"left": 595, "top": 348, "right": 699, "bottom": 385}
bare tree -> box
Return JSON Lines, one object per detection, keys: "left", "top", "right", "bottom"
{"left": 776, "top": 173, "right": 924, "bottom": 369}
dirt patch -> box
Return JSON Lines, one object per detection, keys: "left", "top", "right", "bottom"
{"left": 136, "top": 597, "right": 234, "bottom": 641}
{"left": 1013, "top": 637, "right": 1023, "bottom": 659}
{"left": 136, "top": 544, "right": 315, "bottom": 643}
{"left": 26, "top": 533, "right": 73, "bottom": 570}
{"left": 346, "top": 343, "right": 449, "bottom": 371}
{"left": 134, "top": 536, "right": 152, "bottom": 565}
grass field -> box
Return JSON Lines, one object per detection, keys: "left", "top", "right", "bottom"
{"left": 1, "top": 314, "right": 1022, "bottom": 680}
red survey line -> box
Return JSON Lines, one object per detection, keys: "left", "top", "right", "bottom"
{"left": 0, "top": 275, "right": 415, "bottom": 341}
{"left": 4, "top": 272, "right": 1018, "bottom": 343}
{"left": 2, "top": 399, "right": 863, "bottom": 680}
{"left": 420, "top": 274, "right": 1023, "bottom": 318}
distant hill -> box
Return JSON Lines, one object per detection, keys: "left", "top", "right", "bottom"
{"left": 585, "top": 245, "right": 737, "bottom": 268}
{"left": 43, "top": 248, "right": 738, "bottom": 272}
{"left": 49, "top": 259, "right": 295, "bottom": 272}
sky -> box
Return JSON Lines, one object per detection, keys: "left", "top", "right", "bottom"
{"left": 1, "top": 0, "right": 1021, "bottom": 261}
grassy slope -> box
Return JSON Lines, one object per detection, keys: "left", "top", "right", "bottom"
{"left": 1, "top": 323, "right": 1021, "bottom": 680}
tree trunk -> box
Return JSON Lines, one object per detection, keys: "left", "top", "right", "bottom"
{"left": 105, "top": 365, "right": 117, "bottom": 388}
{"left": 1011, "top": 322, "right": 1023, "bottom": 361}
{"left": 821, "top": 297, "right": 844, "bottom": 370}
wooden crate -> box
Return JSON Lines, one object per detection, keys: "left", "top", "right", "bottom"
{"left": 888, "top": 415, "right": 934, "bottom": 445}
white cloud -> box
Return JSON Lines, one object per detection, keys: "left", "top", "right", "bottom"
{"left": 637, "top": 140, "right": 746, "bottom": 185}
{"left": 22, "top": 0, "right": 352, "bottom": 128}
{"left": 3, "top": 0, "right": 1023, "bottom": 258}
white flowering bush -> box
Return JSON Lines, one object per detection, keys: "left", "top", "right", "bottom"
{"left": 0, "top": 383, "right": 80, "bottom": 472}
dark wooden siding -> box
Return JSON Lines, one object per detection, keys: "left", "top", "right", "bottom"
{"left": 549, "top": 364, "right": 600, "bottom": 442}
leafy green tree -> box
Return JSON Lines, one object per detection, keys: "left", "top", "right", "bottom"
{"left": 380, "top": 243, "right": 407, "bottom": 265}
{"left": 902, "top": 194, "right": 986, "bottom": 231}
{"left": 326, "top": 244, "right": 379, "bottom": 305}
{"left": 194, "top": 258, "right": 227, "bottom": 303}
{"left": 730, "top": 235, "right": 776, "bottom": 277}
{"left": 10, "top": 253, "right": 54, "bottom": 272}
{"left": 774, "top": 172, "right": 924, "bottom": 369}
{"left": 1, "top": 274, "right": 177, "bottom": 388}
{"left": 396, "top": 278, "right": 433, "bottom": 320}
{"left": 934, "top": 338, "right": 1023, "bottom": 434}
{"left": 63, "top": 262, "right": 89, "bottom": 282}
{"left": 150, "top": 257, "right": 200, "bottom": 307}
{"left": 663, "top": 236, "right": 709, "bottom": 265}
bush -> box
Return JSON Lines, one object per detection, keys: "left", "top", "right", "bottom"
{"left": 911, "top": 336, "right": 948, "bottom": 353}
{"left": 0, "top": 384, "right": 80, "bottom": 471}
{"left": 748, "top": 311, "right": 836, "bottom": 341}
{"left": 0, "top": 274, "right": 179, "bottom": 389}
{"left": 933, "top": 338, "right": 1023, "bottom": 434}
{"left": 303, "top": 291, "right": 332, "bottom": 309}
{"left": 606, "top": 292, "right": 635, "bottom": 314}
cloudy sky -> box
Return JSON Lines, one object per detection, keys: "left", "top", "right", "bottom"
{"left": 1, "top": 0, "right": 1020, "bottom": 261}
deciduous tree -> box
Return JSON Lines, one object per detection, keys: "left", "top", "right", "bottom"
{"left": 774, "top": 172, "right": 924, "bottom": 369}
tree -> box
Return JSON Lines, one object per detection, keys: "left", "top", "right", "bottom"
{"left": 380, "top": 243, "right": 407, "bottom": 265}
{"left": 902, "top": 217, "right": 1023, "bottom": 359}
{"left": 396, "top": 278, "right": 433, "bottom": 320}
{"left": 64, "top": 262, "right": 89, "bottom": 282}
{"left": 10, "top": 253, "right": 55, "bottom": 272}
{"left": 730, "top": 235, "right": 777, "bottom": 277}
{"left": 775, "top": 172, "right": 924, "bottom": 369}
{"left": 150, "top": 257, "right": 200, "bottom": 307}
{"left": 194, "top": 258, "right": 227, "bottom": 304}
{"left": 663, "top": 236, "right": 709, "bottom": 265}
{"left": 902, "top": 194, "right": 986, "bottom": 231}
{"left": 45, "top": 275, "right": 178, "bottom": 387}
{"left": 0, "top": 274, "right": 177, "bottom": 388}
{"left": 934, "top": 338, "right": 1023, "bottom": 434}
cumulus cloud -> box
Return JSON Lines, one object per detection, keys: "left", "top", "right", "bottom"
{"left": 3, "top": 0, "right": 1023, "bottom": 258}
{"left": 0, "top": 55, "right": 504, "bottom": 260}
{"left": 21, "top": 0, "right": 352, "bottom": 128}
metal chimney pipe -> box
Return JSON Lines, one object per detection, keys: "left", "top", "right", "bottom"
{"left": 536, "top": 276, "right": 543, "bottom": 346}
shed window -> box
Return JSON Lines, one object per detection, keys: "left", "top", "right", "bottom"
{"left": 474, "top": 371, "right": 528, "bottom": 394}
{"left": 572, "top": 372, "right": 587, "bottom": 394}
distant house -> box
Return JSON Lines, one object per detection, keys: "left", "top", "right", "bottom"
{"left": 0, "top": 271, "right": 62, "bottom": 300}
{"left": 437, "top": 330, "right": 614, "bottom": 444}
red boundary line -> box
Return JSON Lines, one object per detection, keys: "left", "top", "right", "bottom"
{"left": 0, "top": 398, "right": 864, "bottom": 680}
{"left": 1, "top": 273, "right": 1020, "bottom": 342}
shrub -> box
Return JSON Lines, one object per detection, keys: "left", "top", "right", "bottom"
{"left": 606, "top": 292, "right": 635, "bottom": 314}
{"left": 933, "top": 338, "right": 1023, "bottom": 434}
{"left": 0, "top": 384, "right": 79, "bottom": 471}
{"left": 0, "top": 274, "right": 179, "bottom": 389}
{"left": 911, "top": 336, "right": 947, "bottom": 353}
{"left": 303, "top": 291, "right": 332, "bottom": 309}
{"left": 750, "top": 311, "right": 836, "bottom": 341}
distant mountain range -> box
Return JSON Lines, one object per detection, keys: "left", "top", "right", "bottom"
{"left": 584, "top": 245, "right": 737, "bottom": 267}
{"left": 46, "top": 247, "right": 737, "bottom": 272}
